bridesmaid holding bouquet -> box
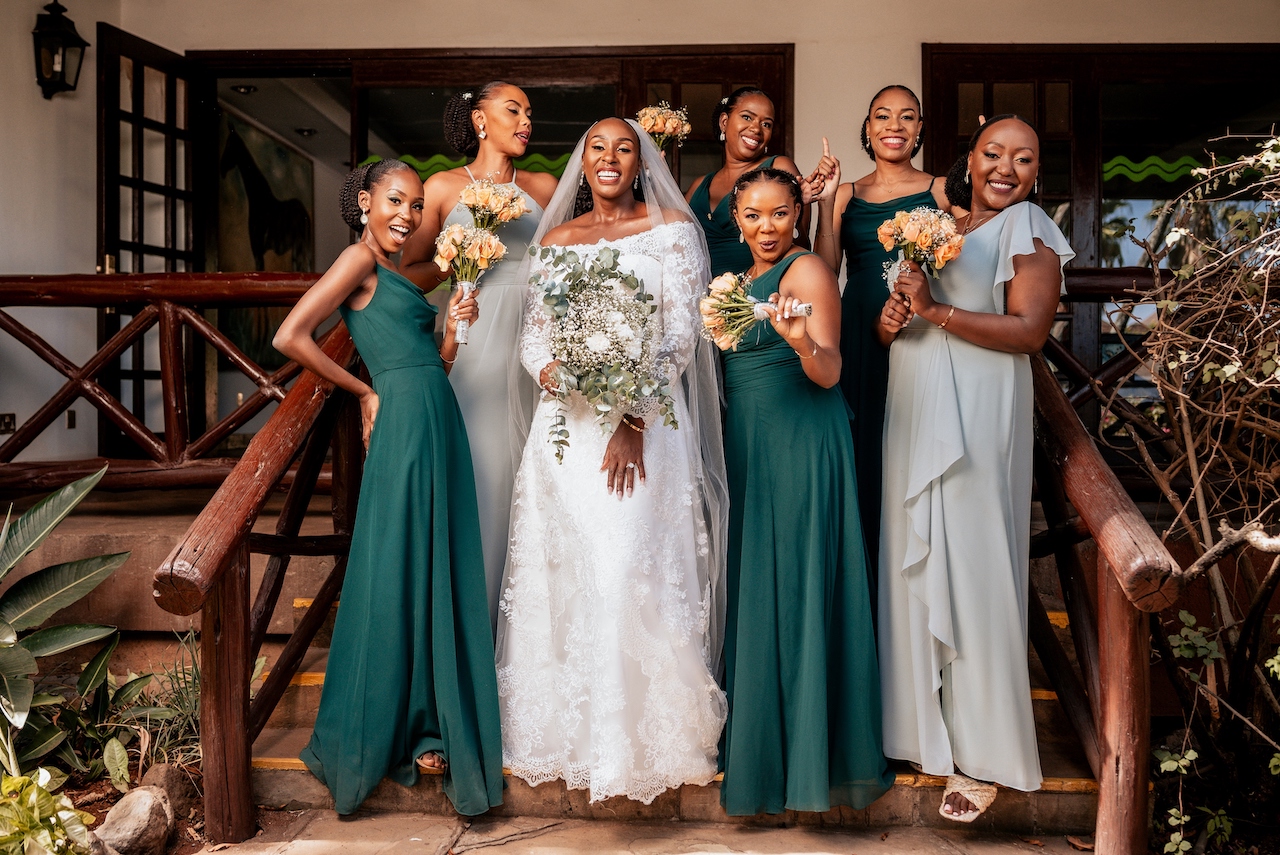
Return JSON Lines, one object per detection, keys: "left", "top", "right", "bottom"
{"left": 716, "top": 167, "right": 892, "bottom": 815}
{"left": 402, "top": 82, "right": 557, "bottom": 630}
{"left": 276, "top": 159, "right": 502, "bottom": 816}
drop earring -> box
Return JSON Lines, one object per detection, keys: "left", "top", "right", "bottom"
{"left": 719, "top": 131, "right": 725, "bottom": 141}
{"left": 1033, "top": 176, "right": 1040, "bottom": 194}
{"left": 634, "top": 174, "right": 639, "bottom": 190}
{"left": 738, "top": 232, "right": 744, "bottom": 244}
{"left": 793, "top": 226, "right": 800, "bottom": 239}
{"left": 963, "top": 169, "right": 970, "bottom": 184}
{"left": 478, "top": 128, "right": 487, "bottom": 140}
{"left": 359, "top": 210, "right": 368, "bottom": 225}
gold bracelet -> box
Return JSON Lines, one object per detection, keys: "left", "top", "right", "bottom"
{"left": 937, "top": 305, "right": 956, "bottom": 329}
{"left": 796, "top": 341, "right": 819, "bottom": 359}
{"left": 622, "top": 416, "right": 644, "bottom": 432}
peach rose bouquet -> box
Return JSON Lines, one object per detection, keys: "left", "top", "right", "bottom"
{"left": 699, "top": 272, "right": 811, "bottom": 351}
{"left": 433, "top": 223, "right": 508, "bottom": 344}
{"left": 460, "top": 177, "right": 529, "bottom": 230}
{"left": 877, "top": 206, "right": 964, "bottom": 288}
{"left": 636, "top": 102, "right": 692, "bottom": 151}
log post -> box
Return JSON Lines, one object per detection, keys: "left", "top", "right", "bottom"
{"left": 200, "top": 541, "right": 255, "bottom": 843}
{"left": 1095, "top": 555, "right": 1151, "bottom": 854}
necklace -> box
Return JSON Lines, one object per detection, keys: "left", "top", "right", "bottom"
{"left": 963, "top": 210, "right": 996, "bottom": 236}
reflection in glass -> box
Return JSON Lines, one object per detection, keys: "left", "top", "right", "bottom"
{"left": 993, "top": 82, "right": 1033, "bottom": 122}
{"left": 1044, "top": 83, "right": 1070, "bottom": 134}
{"left": 958, "top": 82, "right": 983, "bottom": 133}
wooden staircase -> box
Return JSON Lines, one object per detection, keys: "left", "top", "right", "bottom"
{"left": 245, "top": 599, "right": 1098, "bottom": 834}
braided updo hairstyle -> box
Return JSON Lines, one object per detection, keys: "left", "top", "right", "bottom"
{"left": 943, "top": 113, "right": 1032, "bottom": 210}
{"left": 712, "top": 86, "right": 771, "bottom": 139}
{"left": 442, "top": 81, "right": 511, "bottom": 156}
{"left": 860, "top": 84, "right": 924, "bottom": 160}
{"left": 339, "top": 158, "right": 420, "bottom": 232}
{"left": 729, "top": 166, "right": 802, "bottom": 212}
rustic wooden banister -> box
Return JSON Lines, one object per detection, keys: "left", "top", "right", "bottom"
{"left": 151, "top": 325, "right": 355, "bottom": 616}
{"left": 0, "top": 272, "right": 316, "bottom": 306}
{"left": 1032, "top": 354, "right": 1182, "bottom": 612}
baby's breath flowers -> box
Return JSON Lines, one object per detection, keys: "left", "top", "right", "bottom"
{"left": 532, "top": 245, "right": 677, "bottom": 462}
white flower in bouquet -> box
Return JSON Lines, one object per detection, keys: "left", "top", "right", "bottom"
{"left": 531, "top": 244, "right": 679, "bottom": 462}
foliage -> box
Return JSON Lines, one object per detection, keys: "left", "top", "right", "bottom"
{"left": 0, "top": 767, "right": 94, "bottom": 855}
{"left": 135, "top": 631, "right": 202, "bottom": 771}
{"left": 0, "top": 469, "right": 129, "bottom": 779}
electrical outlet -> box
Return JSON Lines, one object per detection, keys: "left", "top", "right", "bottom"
{"left": 66, "top": 410, "right": 76, "bottom": 429}
{"left": 0, "top": 414, "right": 14, "bottom": 435}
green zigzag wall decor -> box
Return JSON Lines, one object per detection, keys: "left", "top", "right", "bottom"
{"left": 359, "top": 152, "right": 574, "bottom": 181}
{"left": 1103, "top": 155, "right": 1201, "bottom": 183}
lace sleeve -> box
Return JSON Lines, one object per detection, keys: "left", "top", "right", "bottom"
{"left": 631, "top": 222, "right": 704, "bottom": 420}
{"left": 519, "top": 251, "right": 555, "bottom": 380}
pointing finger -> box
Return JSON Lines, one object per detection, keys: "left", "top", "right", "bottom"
{"left": 822, "top": 137, "right": 830, "bottom": 158}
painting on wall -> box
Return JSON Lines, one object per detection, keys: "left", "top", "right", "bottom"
{"left": 217, "top": 112, "right": 314, "bottom": 370}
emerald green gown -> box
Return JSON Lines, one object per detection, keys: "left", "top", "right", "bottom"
{"left": 838, "top": 184, "right": 937, "bottom": 575}
{"left": 720, "top": 251, "right": 893, "bottom": 815}
{"left": 690, "top": 156, "right": 776, "bottom": 276}
{"left": 300, "top": 264, "right": 503, "bottom": 816}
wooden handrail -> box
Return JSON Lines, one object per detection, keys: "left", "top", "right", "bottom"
{"left": 1032, "top": 353, "right": 1182, "bottom": 612}
{"left": 151, "top": 325, "right": 356, "bottom": 616}
{"left": 0, "top": 272, "right": 318, "bottom": 306}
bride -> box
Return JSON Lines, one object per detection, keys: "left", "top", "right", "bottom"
{"left": 495, "top": 117, "right": 729, "bottom": 804}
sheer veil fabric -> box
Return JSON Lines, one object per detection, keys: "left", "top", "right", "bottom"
{"left": 503, "top": 120, "right": 730, "bottom": 678}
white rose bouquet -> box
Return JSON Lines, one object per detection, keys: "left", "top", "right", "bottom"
{"left": 531, "top": 245, "right": 678, "bottom": 462}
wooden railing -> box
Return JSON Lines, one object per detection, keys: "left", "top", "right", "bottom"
{"left": 0, "top": 270, "right": 1186, "bottom": 849}
{"left": 0, "top": 273, "right": 319, "bottom": 494}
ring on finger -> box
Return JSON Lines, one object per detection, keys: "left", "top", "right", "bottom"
{"left": 626, "top": 462, "right": 636, "bottom": 470}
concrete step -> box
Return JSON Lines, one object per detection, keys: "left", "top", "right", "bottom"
{"left": 291, "top": 598, "right": 337, "bottom": 648}
{"left": 251, "top": 726, "right": 1095, "bottom": 834}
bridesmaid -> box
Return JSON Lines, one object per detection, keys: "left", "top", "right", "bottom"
{"left": 276, "top": 159, "right": 502, "bottom": 815}
{"left": 719, "top": 167, "right": 893, "bottom": 816}
{"left": 812, "top": 85, "right": 949, "bottom": 577}
{"left": 402, "top": 82, "right": 556, "bottom": 631}
{"left": 877, "top": 115, "right": 1073, "bottom": 821}
{"left": 685, "top": 87, "right": 807, "bottom": 275}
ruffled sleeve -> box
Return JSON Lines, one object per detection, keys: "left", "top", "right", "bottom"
{"left": 992, "top": 202, "right": 1075, "bottom": 311}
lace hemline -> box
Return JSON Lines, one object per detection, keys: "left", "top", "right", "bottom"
{"left": 504, "top": 755, "right": 719, "bottom": 805}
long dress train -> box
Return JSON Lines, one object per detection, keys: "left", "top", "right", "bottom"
{"left": 300, "top": 265, "right": 503, "bottom": 816}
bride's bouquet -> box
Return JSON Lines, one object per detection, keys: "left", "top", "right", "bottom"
{"left": 699, "top": 272, "right": 812, "bottom": 351}
{"left": 531, "top": 245, "right": 678, "bottom": 462}
{"left": 878, "top": 206, "right": 964, "bottom": 288}
{"left": 636, "top": 102, "right": 692, "bottom": 151}
{"left": 434, "top": 223, "right": 507, "bottom": 343}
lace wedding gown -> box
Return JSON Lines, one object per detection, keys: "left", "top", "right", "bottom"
{"left": 495, "top": 220, "right": 727, "bottom": 804}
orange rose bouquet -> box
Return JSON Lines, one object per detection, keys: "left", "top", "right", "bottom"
{"left": 433, "top": 223, "right": 507, "bottom": 343}
{"left": 460, "top": 177, "right": 529, "bottom": 230}
{"left": 699, "top": 272, "right": 811, "bottom": 351}
{"left": 877, "top": 206, "right": 964, "bottom": 288}
{"left": 636, "top": 102, "right": 692, "bottom": 151}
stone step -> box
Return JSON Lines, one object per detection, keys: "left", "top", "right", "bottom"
{"left": 251, "top": 726, "right": 1095, "bottom": 834}
{"left": 291, "top": 598, "right": 337, "bottom": 648}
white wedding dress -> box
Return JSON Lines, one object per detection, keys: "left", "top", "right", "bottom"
{"left": 495, "top": 220, "right": 727, "bottom": 804}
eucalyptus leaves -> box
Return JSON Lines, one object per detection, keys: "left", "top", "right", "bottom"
{"left": 532, "top": 245, "right": 678, "bottom": 462}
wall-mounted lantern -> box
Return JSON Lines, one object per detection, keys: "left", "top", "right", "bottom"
{"left": 32, "top": 1, "right": 89, "bottom": 100}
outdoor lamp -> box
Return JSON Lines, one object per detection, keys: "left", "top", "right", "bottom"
{"left": 32, "top": 1, "right": 89, "bottom": 100}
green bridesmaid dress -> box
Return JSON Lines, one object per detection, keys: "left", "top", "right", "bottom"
{"left": 837, "top": 182, "right": 938, "bottom": 575}
{"left": 690, "top": 156, "right": 776, "bottom": 276}
{"left": 719, "top": 251, "right": 893, "bottom": 815}
{"left": 299, "top": 264, "right": 503, "bottom": 816}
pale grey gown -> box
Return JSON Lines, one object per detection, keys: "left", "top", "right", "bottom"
{"left": 878, "top": 201, "right": 1073, "bottom": 792}
{"left": 443, "top": 168, "right": 544, "bottom": 630}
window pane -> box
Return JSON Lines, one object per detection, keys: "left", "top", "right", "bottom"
{"left": 1045, "top": 82, "right": 1070, "bottom": 134}
{"left": 681, "top": 82, "right": 724, "bottom": 141}
{"left": 646, "top": 82, "right": 672, "bottom": 106}
{"left": 174, "top": 139, "right": 186, "bottom": 191}
{"left": 119, "top": 121, "right": 133, "bottom": 177}
{"left": 175, "top": 77, "right": 187, "bottom": 129}
{"left": 119, "top": 57, "right": 133, "bottom": 112}
{"left": 144, "top": 66, "right": 166, "bottom": 122}
{"left": 957, "top": 82, "right": 984, "bottom": 134}
{"left": 144, "top": 192, "right": 166, "bottom": 248}
{"left": 118, "top": 189, "right": 134, "bottom": 245}
{"left": 143, "top": 128, "right": 166, "bottom": 185}
{"left": 992, "top": 82, "right": 1034, "bottom": 123}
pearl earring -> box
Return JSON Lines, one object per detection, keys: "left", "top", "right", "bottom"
{"left": 963, "top": 169, "right": 970, "bottom": 184}
{"left": 478, "top": 128, "right": 487, "bottom": 140}
{"left": 738, "top": 232, "right": 744, "bottom": 244}
{"left": 719, "top": 131, "right": 725, "bottom": 142}
{"left": 359, "top": 210, "right": 368, "bottom": 225}
{"left": 793, "top": 226, "right": 800, "bottom": 239}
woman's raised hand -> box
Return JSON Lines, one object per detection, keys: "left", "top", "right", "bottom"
{"left": 806, "top": 138, "right": 841, "bottom": 204}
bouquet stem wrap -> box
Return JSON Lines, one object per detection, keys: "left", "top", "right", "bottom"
{"left": 454, "top": 280, "right": 476, "bottom": 344}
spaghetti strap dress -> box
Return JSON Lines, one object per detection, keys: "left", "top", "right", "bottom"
{"left": 442, "top": 167, "right": 545, "bottom": 631}
{"left": 837, "top": 182, "right": 937, "bottom": 577}
{"left": 300, "top": 264, "right": 503, "bottom": 816}
{"left": 878, "top": 202, "right": 1074, "bottom": 791}
{"left": 690, "top": 156, "right": 776, "bottom": 276}
{"left": 719, "top": 251, "right": 893, "bottom": 815}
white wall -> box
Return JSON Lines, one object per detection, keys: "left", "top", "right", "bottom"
{"left": 0, "top": 0, "right": 122, "bottom": 461}
{"left": 3, "top": 0, "right": 1279, "bottom": 460}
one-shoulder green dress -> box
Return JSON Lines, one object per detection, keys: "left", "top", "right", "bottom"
{"left": 690, "top": 156, "right": 776, "bottom": 276}
{"left": 300, "top": 264, "right": 503, "bottom": 816}
{"left": 719, "top": 251, "right": 893, "bottom": 815}
{"left": 838, "top": 184, "right": 938, "bottom": 575}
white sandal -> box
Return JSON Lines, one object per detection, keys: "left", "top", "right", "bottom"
{"left": 939, "top": 774, "right": 997, "bottom": 822}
